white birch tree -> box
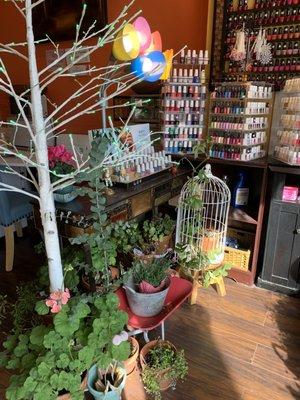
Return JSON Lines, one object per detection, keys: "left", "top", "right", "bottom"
{"left": 0, "top": 0, "right": 155, "bottom": 291}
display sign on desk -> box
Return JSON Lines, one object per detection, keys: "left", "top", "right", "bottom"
{"left": 88, "top": 123, "right": 150, "bottom": 150}
{"left": 127, "top": 123, "right": 150, "bottom": 150}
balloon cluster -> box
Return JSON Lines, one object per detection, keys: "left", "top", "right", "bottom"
{"left": 112, "top": 17, "right": 173, "bottom": 82}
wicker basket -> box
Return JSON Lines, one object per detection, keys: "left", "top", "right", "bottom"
{"left": 224, "top": 228, "right": 254, "bottom": 271}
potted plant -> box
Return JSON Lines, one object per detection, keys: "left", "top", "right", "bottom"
{"left": 140, "top": 339, "right": 188, "bottom": 400}
{"left": 142, "top": 214, "right": 174, "bottom": 254}
{"left": 123, "top": 336, "right": 139, "bottom": 376}
{"left": 123, "top": 258, "right": 172, "bottom": 317}
{"left": 176, "top": 243, "right": 231, "bottom": 288}
{"left": 0, "top": 293, "right": 131, "bottom": 400}
{"left": 87, "top": 362, "right": 126, "bottom": 400}
{"left": 48, "top": 145, "right": 76, "bottom": 203}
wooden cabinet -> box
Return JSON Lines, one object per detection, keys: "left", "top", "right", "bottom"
{"left": 258, "top": 164, "right": 300, "bottom": 294}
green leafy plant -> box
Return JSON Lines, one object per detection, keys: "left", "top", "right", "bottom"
{"left": 142, "top": 341, "right": 188, "bottom": 400}
{"left": 0, "top": 293, "right": 10, "bottom": 329}
{"left": 0, "top": 293, "right": 130, "bottom": 400}
{"left": 71, "top": 137, "right": 119, "bottom": 289}
{"left": 175, "top": 243, "right": 209, "bottom": 273}
{"left": 111, "top": 220, "right": 143, "bottom": 254}
{"left": 142, "top": 215, "right": 174, "bottom": 244}
{"left": 202, "top": 264, "right": 232, "bottom": 288}
{"left": 36, "top": 245, "right": 84, "bottom": 292}
{"left": 12, "top": 283, "right": 43, "bottom": 333}
{"left": 130, "top": 258, "right": 172, "bottom": 288}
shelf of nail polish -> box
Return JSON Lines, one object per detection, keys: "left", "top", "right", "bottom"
{"left": 161, "top": 52, "right": 209, "bottom": 157}
{"left": 208, "top": 82, "right": 273, "bottom": 161}
{"left": 209, "top": 144, "right": 266, "bottom": 161}
{"left": 209, "top": 117, "right": 268, "bottom": 130}
{"left": 274, "top": 146, "right": 300, "bottom": 165}
{"left": 210, "top": 130, "right": 267, "bottom": 146}
{"left": 172, "top": 49, "right": 209, "bottom": 67}
{"left": 106, "top": 147, "right": 173, "bottom": 187}
{"left": 211, "top": 82, "right": 273, "bottom": 99}
{"left": 164, "top": 139, "right": 202, "bottom": 154}
{"left": 277, "top": 130, "right": 300, "bottom": 146}
{"left": 216, "top": 1, "right": 300, "bottom": 89}
{"left": 164, "top": 126, "right": 203, "bottom": 138}
{"left": 274, "top": 78, "right": 300, "bottom": 165}
{"left": 162, "top": 85, "right": 207, "bottom": 99}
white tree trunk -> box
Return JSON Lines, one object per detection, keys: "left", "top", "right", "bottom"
{"left": 26, "top": 0, "right": 64, "bottom": 291}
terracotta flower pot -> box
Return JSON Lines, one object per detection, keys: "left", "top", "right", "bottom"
{"left": 124, "top": 337, "right": 139, "bottom": 376}
{"left": 140, "top": 340, "right": 176, "bottom": 391}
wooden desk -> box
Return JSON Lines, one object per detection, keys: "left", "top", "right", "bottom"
{"left": 33, "top": 168, "right": 190, "bottom": 238}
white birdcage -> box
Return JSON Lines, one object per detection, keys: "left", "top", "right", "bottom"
{"left": 176, "top": 164, "right": 231, "bottom": 266}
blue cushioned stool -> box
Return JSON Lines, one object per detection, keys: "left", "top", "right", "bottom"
{"left": 0, "top": 185, "right": 33, "bottom": 272}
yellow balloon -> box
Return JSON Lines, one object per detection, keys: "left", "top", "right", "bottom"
{"left": 160, "top": 49, "right": 173, "bottom": 80}
{"left": 112, "top": 24, "right": 140, "bottom": 61}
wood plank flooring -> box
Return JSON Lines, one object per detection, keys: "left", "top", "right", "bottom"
{"left": 0, "top": 234, "right": 300, "bottom": 400}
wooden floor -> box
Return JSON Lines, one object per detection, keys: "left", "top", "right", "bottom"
{"left": 1, "top": 234, "right": 300, "bottom": 400}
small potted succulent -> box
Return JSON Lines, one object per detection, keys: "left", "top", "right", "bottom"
{"left": 124, "top": 258, "right": 172, "bottom": 317}
{"left": 87, "top": 362, "right": 126, "bottom": 400}
{"left": 48, "top": 144, "right": 76, "bottom": 203}
{"left": 140, "top": 339, "right": 188, "bottom": 400}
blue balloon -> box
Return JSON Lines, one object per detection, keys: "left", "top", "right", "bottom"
{"left": 131, "top": 51, "right": 166, "bottom": 82}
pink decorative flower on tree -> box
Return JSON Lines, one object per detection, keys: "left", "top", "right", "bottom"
{"left": 48, "top": 145, "right": 74, "bottom": 168}
{"left": 45, "top": 288, "right": 71, "bottom": 313}
{"left": 47, "top": 145, "right": 75, "bottom": 182}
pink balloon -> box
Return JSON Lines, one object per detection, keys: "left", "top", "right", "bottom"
{"left": 133, "top": 16, "right": 152, "bottom": 53}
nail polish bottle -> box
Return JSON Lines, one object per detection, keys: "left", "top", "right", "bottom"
{"left": 186, "top": 49, "right": 191, "bottom": 64}
{"left": 180, "top": 49, "right": 185, "bottom": 63}
{"left": 189, "top": 69, "right": 193, "bottom": 82}
{"left": 204, "top": 50, "right": 209, "bottom": 65}
{"left": 183, "top": 69, "right": 188, "bottom": 83}
{"left": 173, "top": 68, "right": 178, "bottom": 83}
{"left": 171, "top": 85, "right": 176, "bottom": 97}
{"left": 293, "top": 42, "right": 299, "bottom": 55}
{"left": 193, "top": 69, "right": 199, "bottom": 83}
{"left": 198, "top": 50, "right": 204, "bottom": 66}
{"left": 194, "top": 86, "right": 199, "bottom": 99}
{"left": 192, "top": 50, "right": 197, "bottom": 64}
{"left": 185, "top": 100, "right": 190, "bottom": 113}
{"left": 177, "top": 86, "right": 182, "bottom": 98}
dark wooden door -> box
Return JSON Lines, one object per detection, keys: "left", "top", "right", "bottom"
{"left": 261, "top": 201, "right": 300, "bottom": 291}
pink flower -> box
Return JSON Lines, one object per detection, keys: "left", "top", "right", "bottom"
{"left": 45, "top": 288, "right": 70, "bottom": 313}
{"left": 48, "top": 145, "right": 74, "bottom": 168}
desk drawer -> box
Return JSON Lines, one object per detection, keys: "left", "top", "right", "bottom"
{"left": 130, "top": 191, "right": 152, "bottom": 218}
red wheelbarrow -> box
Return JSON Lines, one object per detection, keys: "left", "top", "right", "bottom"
{"left": 116, "top": 276, "right": 193, "bottom": 342}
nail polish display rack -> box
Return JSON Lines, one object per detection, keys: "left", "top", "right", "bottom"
{"left": 209, "top": 81, "right": 273, "bottom": 161}
{"left": 222, "top": 0, "right": 300, "bottom": 89}
{"left": 161, "top": 49, "right": 209, "bottom": 155}
{"left": 88, "top": 129, "right": 173, "bottom": 188}
{"left": 274, "top": 77, "right": 300, "bottom": 165}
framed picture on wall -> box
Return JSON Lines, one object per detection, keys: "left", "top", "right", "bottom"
{"left": 33, "top": 0, "right": 107, "bottom": 42}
